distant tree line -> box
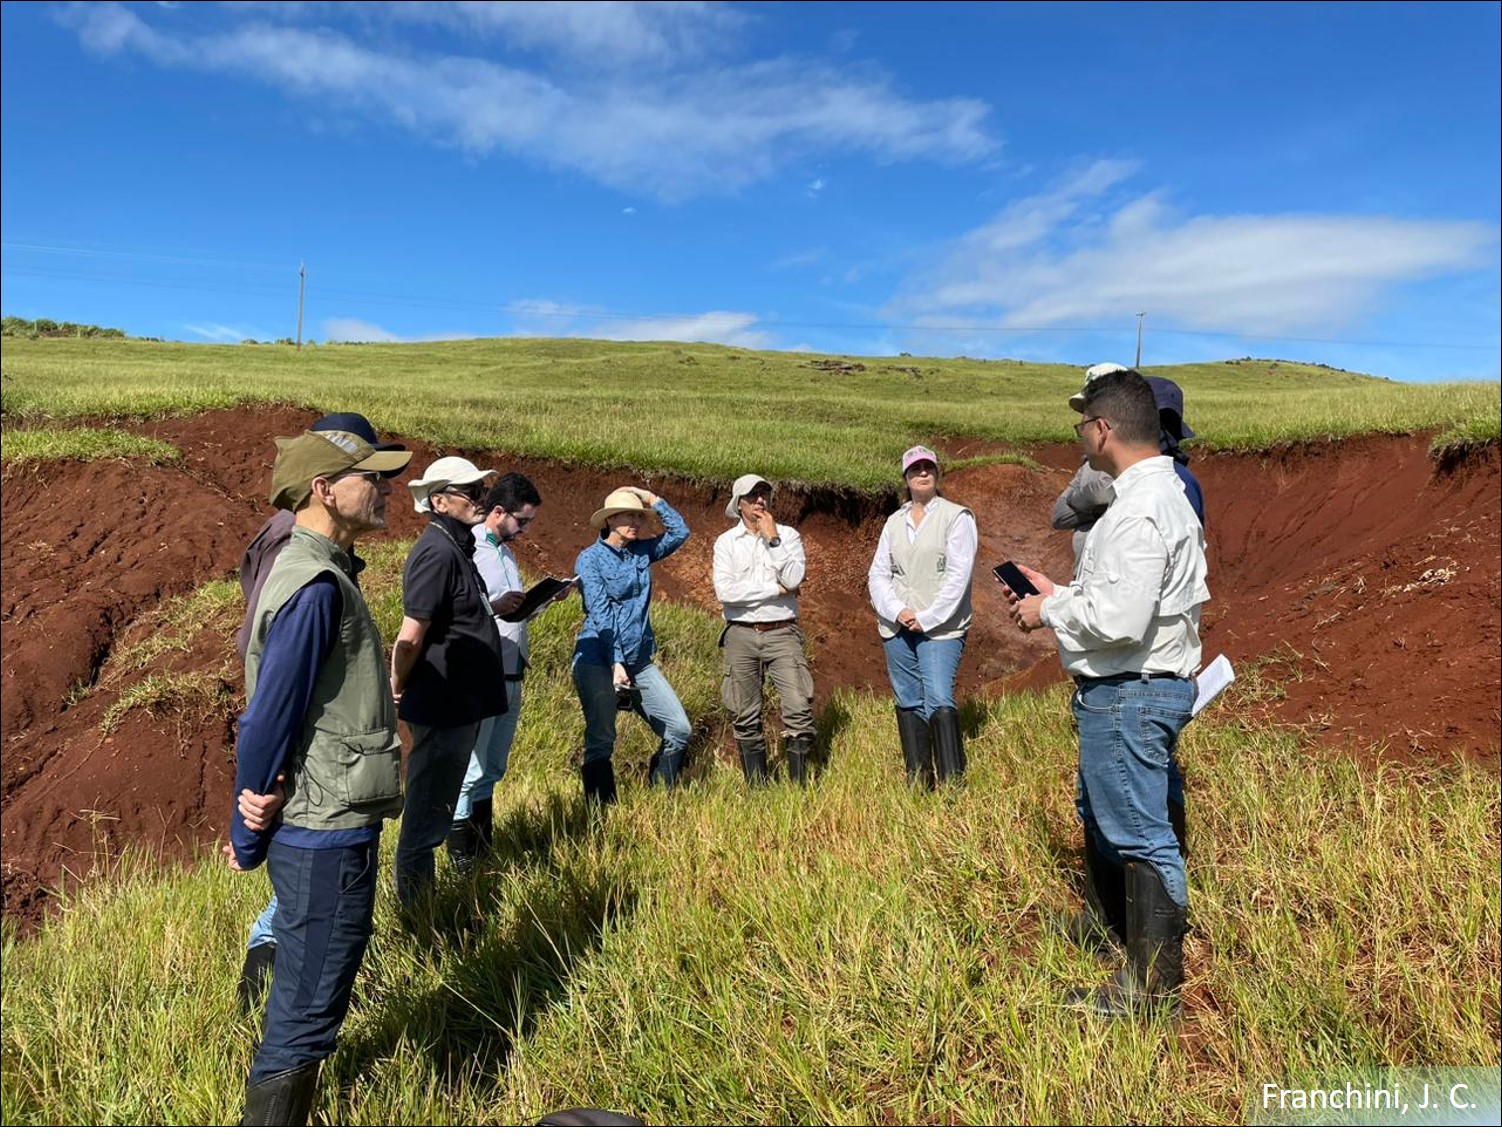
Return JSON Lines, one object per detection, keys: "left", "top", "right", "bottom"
{"left": 2, "top": 315, "right": 133, "bottom": 340}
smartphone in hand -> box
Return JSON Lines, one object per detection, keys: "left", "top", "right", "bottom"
{"left": 993, "top": 560, "right": 1039, "bottom": 598}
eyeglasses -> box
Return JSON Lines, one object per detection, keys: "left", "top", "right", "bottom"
{"left": 332, "top": 469, "right": 386, "bottom": 486}
{"left": 506, "top": 510, "right": 537, "bottom": 529}
{"left": 1073, "top": 416, "right": 1106, "bottom": 437}
{"left": 439, "top": 483, "right": 484, "bottom": 503}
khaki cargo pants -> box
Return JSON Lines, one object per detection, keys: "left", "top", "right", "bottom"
{"left": 720, "top": 622, "right": 816, "bottom": 741}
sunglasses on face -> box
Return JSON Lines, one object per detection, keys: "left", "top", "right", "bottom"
{"left": 440, "top": 483, "right": 485, "bottom": 503}
{"left": 333, "top": 469, "right": 386, "bottom": 486}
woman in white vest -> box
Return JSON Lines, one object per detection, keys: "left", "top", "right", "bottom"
{"left": 866, "top": 445, "right": 978, "bottom": 787}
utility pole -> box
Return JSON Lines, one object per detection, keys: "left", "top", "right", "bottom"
{"left": 296, "top": 261, "right": 306, "bottom": 350}
{"left": 1134, "top": 311, "right": 1146, "bottom": 369}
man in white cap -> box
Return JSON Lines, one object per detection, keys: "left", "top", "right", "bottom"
{"left": 713, "top": 475, "right": 816, "bottom": 785}
{"left": 390, "top": 457, "right": 508, "bottom": 909}
{"left": 1005, "top": 369, "right": 1209, "bottom": 1017}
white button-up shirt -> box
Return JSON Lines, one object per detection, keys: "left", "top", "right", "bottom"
{"left": 1041, "top": 455, "right": 1210, "bottom": 679}
{"left": 471, "top": 523, "right": 528, "bottom": 677}
{"left": 713, "top": 523, "right": 805, "bottom": 623}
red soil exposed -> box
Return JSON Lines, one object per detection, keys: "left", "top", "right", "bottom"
{"left": 2, "top": 407, "right": 1497, "bottom": 931}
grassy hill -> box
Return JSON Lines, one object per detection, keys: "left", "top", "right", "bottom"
{"left": 1, "top": 338, "right": 1497, "bottom": 1124}
{"left": 2, "top": 557, "right": 1496, "bottom": 1125}
{"left": 2, "top": 337, "right": 1496, "bottom": 490}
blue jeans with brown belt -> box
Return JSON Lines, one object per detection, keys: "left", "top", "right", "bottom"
{"left": 1072, "top": 674, "right": 1195, "bottom": 907}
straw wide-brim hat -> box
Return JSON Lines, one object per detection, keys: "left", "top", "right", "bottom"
{"left": 590, "top": 488, "right": 649, "bottom": 531}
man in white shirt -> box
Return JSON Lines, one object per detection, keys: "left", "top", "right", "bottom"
{"left": 1005, "top": 369, "right": 1210, "bottom": 1016}
{"left": 447, "top": 472, "right": 565, "bottom": 869}
{"left": 713, "top": 474, "right": 816, "bottom": 785}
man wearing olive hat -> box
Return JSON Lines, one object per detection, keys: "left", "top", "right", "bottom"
{"left": 225, "top": 423, "right": 411, "bottom": 1125}
{"left": 713, "top": 474, "right": 816, "bottom": 785}
{"left": 390, "top": 456, "right": 509, "bottom": 908}
{"left": 231, "top": 412, "right": 411, "bottom": 1015}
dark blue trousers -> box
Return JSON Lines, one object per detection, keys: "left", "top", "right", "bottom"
{"left": 249, "top": 839, "right": 377, "bottom": 1082}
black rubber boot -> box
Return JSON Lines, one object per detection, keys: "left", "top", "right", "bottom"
{"left": 651, "top": 746, "right": 686, "bottom": 789}
{"left": 785, "top": 735, "right": 815, "bottom": 786}
{"left": 446, "top": 817, "right": 483, "bottom": 874}
{"left": 581, "top": 760, "right": 617, "bottom": 807}
{"left": 1168, "top": 796, "right": 1188, "bottom": 858}
{"left": 240, "top": 1060, "right": 320, "bottom": 1126}
{"left": 894, "top": 706, "right": 933, "bottom": 789}
{"left": 1071, "top": 861, "right": 1187, "bottom": 1018}
{"left": 471, "top": 796, "right": 494, "bottom": 855}
{"left": 736, "top": 737, "right": 769, "bottom": 786}
{"left": 1062, "top": 828, "right": 1126, "bottom": 953}
{"left": 236, "top": 942, "right": 277, "bottom": 1016}
{"left": 929, "top": 706, "right": 967, "bottom": 783}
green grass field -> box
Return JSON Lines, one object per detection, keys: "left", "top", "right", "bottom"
{"left": 1, "top": 537, "right": 1497, "bottom": 1126}
{"left": 1, "top": 339, "right": 1497, "bottom": 1124}
{"left": 2, "top": 337, "right": 1496, "bottom": 490}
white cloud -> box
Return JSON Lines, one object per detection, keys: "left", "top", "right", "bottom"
{"left": 771, "top": 247, "right": 827, "bottom": 270}
{"left": 184, "top": 321, "right": 259, "bottom": 341}
{"left": 808, "top": 177, "right": 825, "bottom": 195}
{"left": 379, "top": 1, "right": 746, "bottom": 66}
{"left": 506, "top": 299, "right": 772, "bottom": 347}
{"left": 60, "top": 3, "right": 996, "bottom": 201}
{"left": 894, "top": 165, "right": 1498, "bottom": 337}
{"left": 591, "top": 310, "right": 770, "bottom": 347}
{"left": 322, "top": 317, "right": 478, "bottom": 342}
{"left": 622, "top": 206, "right": 637, "bottom": 215}
{"left": 324, "top": 317, "right": 404, "bottom": 342}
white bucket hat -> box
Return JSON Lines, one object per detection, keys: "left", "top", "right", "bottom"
{"left": 408, "top": 456, "right": 497, "bottom": 514}
{"left": 725, "top": 473, "right": 773, "bottom": 519}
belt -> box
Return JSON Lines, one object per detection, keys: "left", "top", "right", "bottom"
{"left": 1079, "top": 671, "right": 1184, "bottom": 684}
{"left": 729, "top": 618, "right": 798, "bottom": 634}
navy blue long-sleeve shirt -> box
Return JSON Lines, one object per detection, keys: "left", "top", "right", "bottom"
{"left": 229, "top": 574, "right": 380, "bottom": 870}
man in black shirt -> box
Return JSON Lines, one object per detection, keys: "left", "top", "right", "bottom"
{"left": 390, "top": 457, "right": 509, "bottom": 909}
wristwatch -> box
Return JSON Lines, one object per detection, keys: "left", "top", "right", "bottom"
{"left": 767, "top": 536, "right": 782, "bottom": 548}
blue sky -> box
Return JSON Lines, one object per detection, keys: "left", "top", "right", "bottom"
{"left": 2, "top": 1, "right": 1498, "bottom": 381}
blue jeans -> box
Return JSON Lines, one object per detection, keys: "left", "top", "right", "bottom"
{"left": 248, "top": 895, "right": 278, "bottom": 950}
{"left": 454, "top": 678, "right": 523, "bottom": 821}
{"left": 1072, "top": 675, "right": 1194, "bottom": 907}
{"left": 394, "top": 720, "right": 482, "bottom": 907}
{"left": 250, "top": 839, "right": 377, "bottom": 1082}
{"left": 881, "top": 631, "right": 966, "bottom": 720}
{"left": 572, "top": 660, "right": 692, "bottom": 786}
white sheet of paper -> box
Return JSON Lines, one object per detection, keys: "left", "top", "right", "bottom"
{"left": 1191, "top": 653, "right": 1235, "bottom": 718}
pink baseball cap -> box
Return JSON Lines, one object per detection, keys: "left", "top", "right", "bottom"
{"left": 901, "top": 445, "right": 939, "bottom": 475}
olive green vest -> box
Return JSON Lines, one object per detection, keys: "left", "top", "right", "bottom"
{"left": 245, "top": 527, "right": 403, "bottom": 829}
{"left": 875, "top": 497, "right": 974, "bottom": 641}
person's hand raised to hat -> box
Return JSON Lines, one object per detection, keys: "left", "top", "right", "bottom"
{"left": 620, "top": 485, "right": 659, "bottom": 508}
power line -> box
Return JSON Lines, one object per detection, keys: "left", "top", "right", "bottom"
{"left": 3, "top": 265, "right": 1498, "bottom": 353}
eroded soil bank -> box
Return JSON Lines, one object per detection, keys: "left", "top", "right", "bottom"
{"left": 3, "top": 406, "right": 1497, "bottom": 930}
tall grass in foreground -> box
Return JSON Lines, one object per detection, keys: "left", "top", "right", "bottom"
{"left": 2, "top": 339, "right": 1496, "bottom": 491}
{"left": 2, "top": 591, "right": 1496, "bottom": 1124}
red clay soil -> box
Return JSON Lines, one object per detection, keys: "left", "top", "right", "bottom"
{"left": 2, "top": 407, "right": 1497, "bottom": 932}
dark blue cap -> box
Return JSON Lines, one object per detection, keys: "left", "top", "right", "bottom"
{"left": 310, "top": 411, "right": 406, "bottom": 451}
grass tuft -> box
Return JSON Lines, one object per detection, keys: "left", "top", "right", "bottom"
{"left": 0, "top": 427, "right": 180, "bottom": 465}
